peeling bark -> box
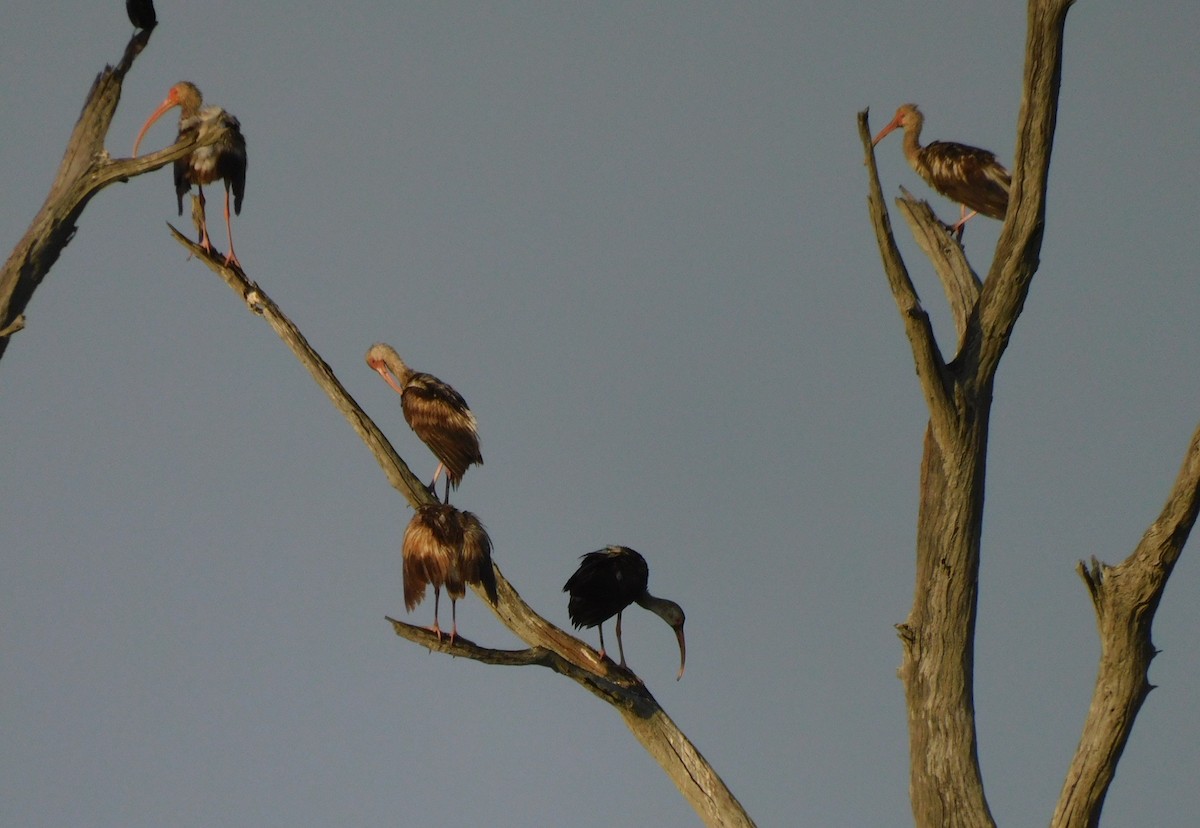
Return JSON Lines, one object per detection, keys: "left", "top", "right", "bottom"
{"left": 865, "top": 1, "right": 1194, "bottom": 826}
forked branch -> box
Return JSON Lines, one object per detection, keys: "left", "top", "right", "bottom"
{"left": 0, "top": 26, "right": 221, "bottom": 364}
{"left": 168, "top": 228, "right": 755, "bottom": 827}
{"left": 1052, "top": 421, "right": 1200, "bottom": 828}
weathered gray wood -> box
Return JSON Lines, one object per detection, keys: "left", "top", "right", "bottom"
{"left": 0, "top": 28, "right": 218, "bottom": 364}
{"left": 169, "top": 227, "right": 756, "bottom": 828}
{"left": 1052, "top": 423, "right": 1200, "bottom": 828}
{"left": 865, "top": 1, "right": 1196, "bottom": 826}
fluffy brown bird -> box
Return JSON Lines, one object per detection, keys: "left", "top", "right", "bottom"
{"left": 563, "top": 546, "right": 686, "bottom": 681}
{"left": 872, "top": 103, "right": 1009, "bottom": 235}
{"left": 366, "top": 342, "right": 482, "bottom": 503}
{"left": 401, "top": 503, "right": 498, "bottom": 642}
{"left": 133, "top": 81, "right": 247, "bottom": 266}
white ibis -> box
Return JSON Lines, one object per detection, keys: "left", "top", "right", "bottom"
{"left": 563, "top": 546, "right": 686, "bottom": 681}
{"left": 133, "top": 82, "right": 247, "bottom": 266}
{"left": 365, "top": 342, "right": 482, "bottom": 504}
{"left": 872, "top": 103, "right": 1010, "bottom": 235}
{"left": 401, "top": 503, "right": 498, "bottom": 643}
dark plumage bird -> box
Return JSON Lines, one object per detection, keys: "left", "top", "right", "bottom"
{"left": 125, "top": 0, "right": 157, "bottom": 29}
{"left": 366, "top": 342, "right": 482, "bottom": 503}
{"left": 563, "top": 546, "right": 686, "bottom": 680}
{"left": 402, "top": 503, "right": 498, "bottom": 642}
{"left": 872, "top": 103, "right": 1010, "bottom": 234}
{"left": 133, "top": 82, "right": 247, "bottom": 266}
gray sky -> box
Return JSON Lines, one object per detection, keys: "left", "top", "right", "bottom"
{"left": 2, "top": 3, "right": 1198, "bottom": 826}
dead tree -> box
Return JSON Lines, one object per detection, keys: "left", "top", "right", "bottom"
{"left": 862, "top": 1, "right": 1198, "bottom": 826}
{"left": 0, "top": 9, "right": 751, "bottom": 826}
{"left": 0, "top": 22, "right": 219, "bottom": 365}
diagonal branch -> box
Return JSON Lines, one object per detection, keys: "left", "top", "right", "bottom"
{"left": 1053, "top": 420, "right": 1200, "bottom": 828}
{"left": 0, "top": 25, "right": 220, "bottom": 365}
{"left": 169, "top": 228, "right": 756, "bottom": 828}
{"left": 974, "top": 0, "right": 1076, "bottom": 384}
{"left": 894, "top": 187, "right": 981, "bottom": 348}
{"left": 858, "top": 110, "right": 956, "bottom": 449}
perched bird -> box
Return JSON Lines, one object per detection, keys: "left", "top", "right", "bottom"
{"left": 872, "top": 103, "right": 1010, "bottom": 235}
{"left": 563, "top": 546, "right": 686, "bottom": 681}
{"left": 133, "top": 82, "right": 247, "bottom": 266}
{"left": 125, "top": 0, "right": 157, "bottom": 29}
{"left": 365, "top": 342, "right": 482, "bottom": 503}
{"left": 401, "top": 503, "right": 498, "bottom": 642}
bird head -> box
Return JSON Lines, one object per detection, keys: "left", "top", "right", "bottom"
{"left": 365, "top": 342, "right": 410, "bottom": 395}
{"left": 872, "top": 103, "right": 921, "bottom": 147}
{"left": 132, "top": 81, "right": 202, "bottom": 156}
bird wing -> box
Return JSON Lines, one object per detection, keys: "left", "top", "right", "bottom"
{"left": 173, "top": 156, "right": 190, "bottom": 216}
{"left": 563, "top": 548, "right": 648, "bottom": 628}
{"left": 460, "top": 512, "right": 498, "bottom": 605}
{"left": 921, "top": 141, "right": 1011, "bottom": 219}
{"left": 216, "top": 113, "right": 247, "bottom": 214}
{"left": 403, "top": 375, "right": 482, "bottom": 484}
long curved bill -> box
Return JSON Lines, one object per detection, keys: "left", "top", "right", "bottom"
{"left": 372, "top": 364, "right": 407, "bottom": 396}
{"left": 674, "top": 626, "right": 686, "bottom": 681}
{"left": 871, "top": 112, "right": 904, "bottom": 147}
{"left": 132, "top": 97, "right": 177, "bottom": 157}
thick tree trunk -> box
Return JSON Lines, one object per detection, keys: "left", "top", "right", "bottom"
{"left": 863, "top": 1, "right": 1077, "bottom": 825}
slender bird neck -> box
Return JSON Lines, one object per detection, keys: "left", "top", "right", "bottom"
{"left": 901, "top": 120, "right": 924, "bottom": 167}
{"left": 635, "top": 592, "right": 683, "bottom": 625}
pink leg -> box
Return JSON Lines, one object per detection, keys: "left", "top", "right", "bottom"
{"left": 950, "top": 204, "right": 979, "bottom": 236}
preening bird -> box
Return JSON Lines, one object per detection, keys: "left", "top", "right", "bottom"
{"left": 872, "top": 103, "right": 1010, "bottom": 235}
{"left": 365, "top": 342, "right": 482, "bottom": 503}
{"left": 563, "top": 546, "right": 686, "bottom": 681}
{"left": 401, "top": 503, "right": 498, "bottom": 642}
{"left": 133, "top": 81, "right": 247, "bottom": 266}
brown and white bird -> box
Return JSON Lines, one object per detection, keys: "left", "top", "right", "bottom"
{"left": 563, "top": 546, "right": 686, "bottom": 681}
{"left": 401, "top": 503, "right": 498, "bottom": 642}
{"left": 366, "top": 342, "right": 482, "bottom": 503}
{"left": 872, "top": 103, "right": 1009, "bottom": 235}
{"left": 133, "top": 82, "right": 247, "bottom": 266}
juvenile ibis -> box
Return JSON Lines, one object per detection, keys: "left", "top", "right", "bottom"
{"left": 133, "top": 82, "right": 247, "bottom": 266}
{"left": 872, "top": 103, "right": 1010, "bottom": 235}
{"left": 563, "top": 546, "right": 686, "bottom": 680}
{"left": 366, "top": 342, "right": 482, "bottom": 503}
{"left": 401, "top": 503, "right": 498, "bottom": 642}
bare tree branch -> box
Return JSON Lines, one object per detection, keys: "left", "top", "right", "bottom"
{"left": 865, "top": 2, "right": 1079, "bottom": 826}
{"left": 974, "top": 0, "right": 1077, "bottom": 383}
{"left": 894, "top": 188, "right": 980, "bottom": 346}
{"left": 1052, "top": 422, "right": 1200, "bottom": 828}
{"left": 168, "top": 228, "right": 756, "bottom": 828}
{"left": 858, "top": 111, "right": 956, "bottom": 451}
{"left": 0, "top": 27, "right": 220, "bottom": 365}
